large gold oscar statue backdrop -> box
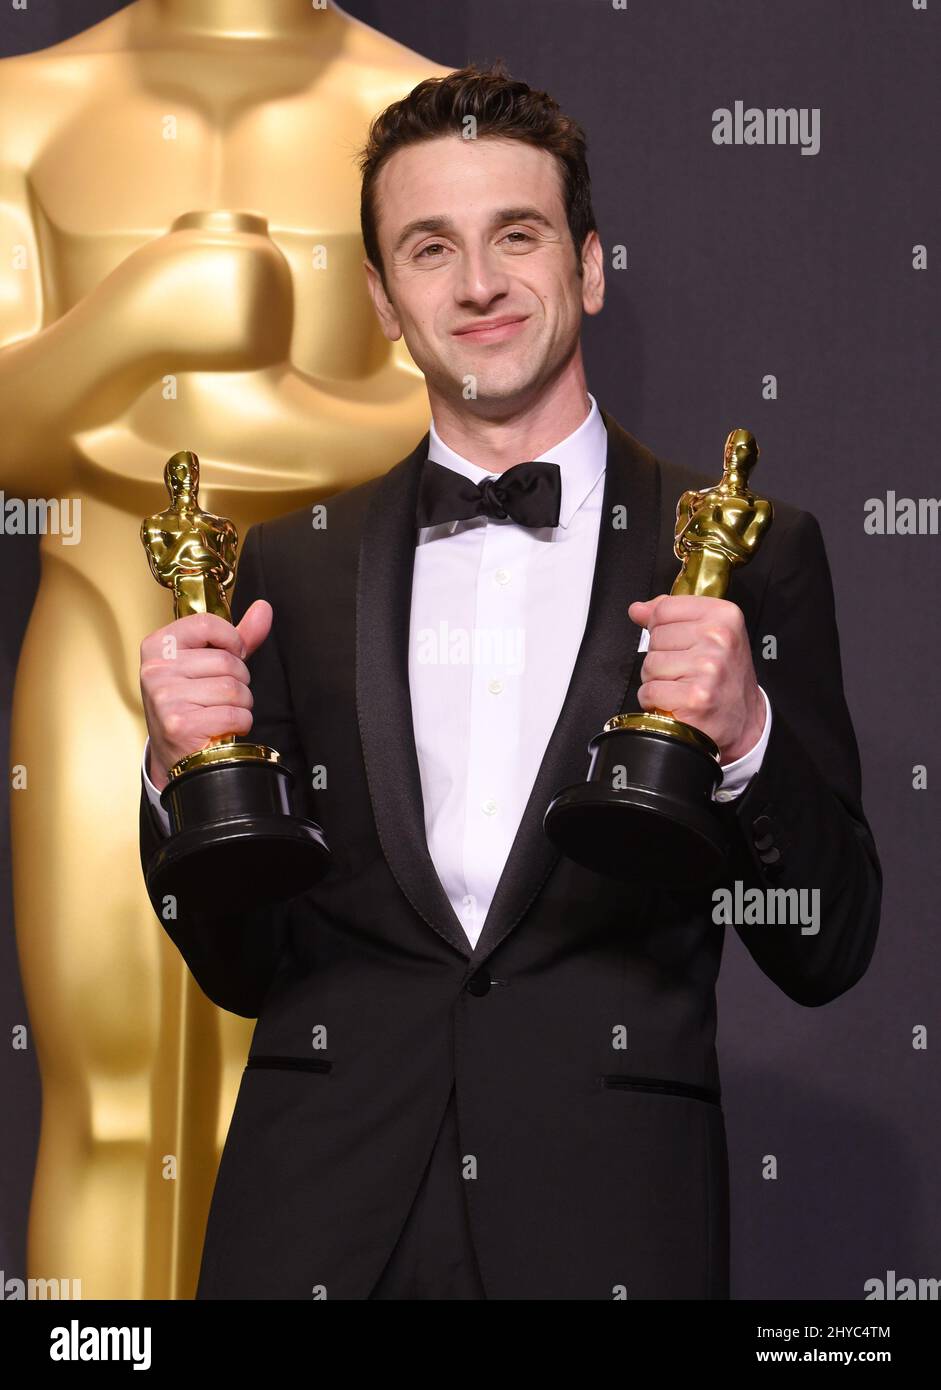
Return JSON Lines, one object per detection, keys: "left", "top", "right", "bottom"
{"left": 0, "top": 0, "right": 448, "bottom": 1298}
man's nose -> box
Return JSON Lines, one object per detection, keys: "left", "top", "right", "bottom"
{"left": 453, "top": 244, "right": 510, "bottom": 307}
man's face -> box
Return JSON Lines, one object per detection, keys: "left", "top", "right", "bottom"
{"left": 364, "top": 134, "right": 604, "bottom": 414}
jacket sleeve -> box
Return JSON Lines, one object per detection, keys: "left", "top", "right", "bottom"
{"left": 717, "top": 508, "right": 882, "bottom": 1006}
{"left": 138, "top": 520, "right": 311, "bottom": 1018}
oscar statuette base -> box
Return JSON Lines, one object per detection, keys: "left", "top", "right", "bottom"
{"left": 145, "top": 741, "right": 331, "bottom": 915}
{"left": 544, "top": 713, "right": 730, "bottom": 887}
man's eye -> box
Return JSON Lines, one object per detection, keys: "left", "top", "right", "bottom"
{"left": 413, "top": 231, "right": 534, "bottom": 260}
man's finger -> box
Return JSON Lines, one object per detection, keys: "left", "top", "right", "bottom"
{"left": 628, "top": 594, "right": 667, "bottom": 625}
{"left": 235, "top": 599, "right": 274, "bottom": 660}
{"left": 647, "top": 620, "right": 708, "bottom": 652}
{"left": 142, "top": 611, "right": 246, "bottom": 661}
{"left": 633, "top": 594, "right": 725, "bottom": 627}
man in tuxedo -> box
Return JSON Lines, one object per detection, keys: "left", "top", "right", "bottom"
{"left": 138, "top": 64, "right": 881, "bottom": 1299}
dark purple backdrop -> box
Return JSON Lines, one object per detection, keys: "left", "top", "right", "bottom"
{"left": 1, "top": 0, "right": 938, "bottom": 1300}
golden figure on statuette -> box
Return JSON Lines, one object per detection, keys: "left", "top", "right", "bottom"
{"left": 672, "top": 428, "right": 772, "bottom": 599}
{"left": 140, "top": 450, "right": 330, "bottom": 912}
{"left": 545, "top": 428, "right": 773, "bottom": 887}
{"left": 142, "top": 450, "right": 237, "bottom": 623}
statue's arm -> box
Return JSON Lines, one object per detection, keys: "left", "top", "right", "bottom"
{"left": 673, "top": 491, "right": 699, "bottom": 556}
{"left": 741, "top": 499, "right": 774, "bottom": 550}
{"left": 675, "top": 491, "right": 696, "bottom": 528}
{"left": 221, "top": 522, "right": 239, "bottom": 586}
{"left": 139, "top": 520, "right": 168, "bottom": 584}
{"left": 710, "top": 517, "right": 756, "bottom": 555}
{"left": 678, "top": 513, "right": 746, "bottom": 557}
{"left": 0, "top": 134, "right": 289, "bottom": 491}
{"left": 157, "top": 532, "right": 223, "bottom": 576}
{"left": 0, "top": 154, "right": 171, "bottom": 490}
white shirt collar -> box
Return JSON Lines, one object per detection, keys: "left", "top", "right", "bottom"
{"left": 425, "top": 392, "right": 607, "bottom": 530}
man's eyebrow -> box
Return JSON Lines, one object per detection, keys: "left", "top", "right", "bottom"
{"left": 392, "top": 216, "right": 455, "bottom": 255}
{"left": 391, "top": 207, "right": 555, "bottom": 255}
{"left": 493, "top": 207, "right": 554, "bottom": 229}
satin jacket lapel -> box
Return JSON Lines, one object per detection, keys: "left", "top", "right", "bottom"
{"left": 355, "top": 433, "right": 474, "bottom": 959}
{"left": 471, "top": 412, "right": 662, "bottom": 963}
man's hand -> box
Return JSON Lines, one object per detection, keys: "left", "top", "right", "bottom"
{"left": 628, "top": 594, "right": 765, "bottom": 763}
{"left": 139, "top": 599, "right": 273, "bottom": 792}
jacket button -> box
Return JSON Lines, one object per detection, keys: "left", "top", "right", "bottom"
{"left": 752, "top": 813, "right": 773, "bottom": 837}
{"left": 466, "top": 967, "right": 491, "bottom": 996}
{"left": 754, "top": 831, "right": 775, "bottom": 852}
{"left": 759, "top": 846, "right": 782, "bottom": 865}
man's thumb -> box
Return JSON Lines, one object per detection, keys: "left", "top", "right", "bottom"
{"left": 235, "top": 598, "right": 274, "bottom": 659}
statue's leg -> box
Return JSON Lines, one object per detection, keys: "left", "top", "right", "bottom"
{"left": 671, "top": 551, "right": 703, "bottom": 596}
{"left": 11, "top": 570, "right": 252, "bottom": 1298}
{"left": 175, "top": 573, "right": 229, "bottom": 620}
{"left": 670, "top": 550, "right": 731, "bottom": 600}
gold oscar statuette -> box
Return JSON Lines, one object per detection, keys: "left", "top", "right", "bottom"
{"left": 141, "top": 450, "right": 330, "bottom": 914}
{"left": 544, "top": 428, "right": 773, "bottom": 887}
{"left": 1, "top": 0, "right": 451, "bottom": 1301}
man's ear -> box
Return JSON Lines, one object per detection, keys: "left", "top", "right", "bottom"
{"left": 363, "top": 258, "right": 403, "bottom": 341}
{"left": 580, "top": 231, "right": 605, "bottom": 317}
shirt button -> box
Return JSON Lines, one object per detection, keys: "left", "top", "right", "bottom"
{"left": 715, "top": 789, "right": 734, "bottom": 802}
{"left": 494, "top": 568, "right": 511, "bottom": 585}
{"left": 482, "top": 798, "right": 498, "bottom": 816}
{"left": 488, "top": 678, "right": 504, "bottom": 695}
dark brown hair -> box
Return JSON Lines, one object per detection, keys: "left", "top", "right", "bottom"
{"left": 358, "top": 60, "right": 597, "bottom": 288}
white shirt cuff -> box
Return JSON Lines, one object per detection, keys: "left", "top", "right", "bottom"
{"left": 142, "top": 738, "right": 172, "bottom": 835}
{"left": 713, "top": 685, "right": 772, "bottom": 802}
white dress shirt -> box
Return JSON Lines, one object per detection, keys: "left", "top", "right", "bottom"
{"left": 142, "top": 393, "right": 771, "bottom": 947}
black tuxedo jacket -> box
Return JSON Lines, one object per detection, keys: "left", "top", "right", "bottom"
{"left": 139, "top": 410, "right": 881, "bottom": 1299}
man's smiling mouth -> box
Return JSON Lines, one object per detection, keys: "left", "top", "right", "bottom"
{"left": 452, "top": 315, "right": 530, "bottom": 343}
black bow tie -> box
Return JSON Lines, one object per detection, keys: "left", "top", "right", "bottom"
{"left": 416, "top": 458, "right": 562, "bottom": 530}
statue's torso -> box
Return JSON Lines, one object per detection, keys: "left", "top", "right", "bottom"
{"left": 3, "top": 12, "right": 443, "bottom": 499}
{"left": 1, "top": 10, "right": 445, "bottom": 686}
